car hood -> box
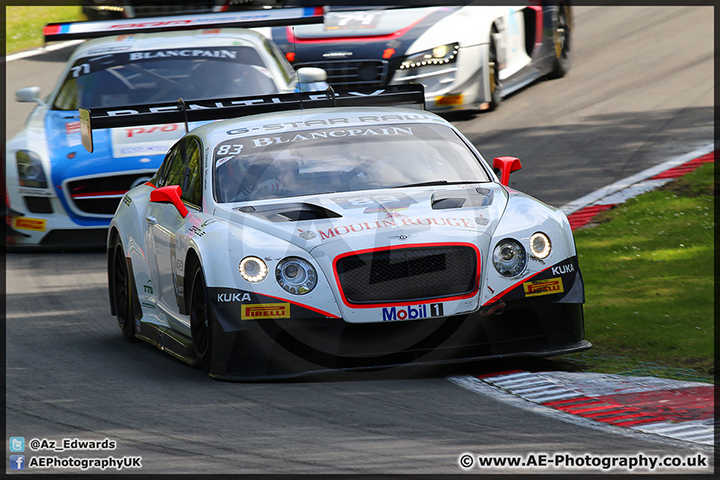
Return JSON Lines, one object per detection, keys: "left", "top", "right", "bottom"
{"left": 216, "top": 183, "right": 507, "bottom": 255}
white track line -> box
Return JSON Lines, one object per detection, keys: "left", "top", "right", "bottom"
{"left": 448, "top": 375, "right": 714, "bottom": 452}
{"left": 560, "top": 142, "right": 715, "bottom": 215}
{"left": 6, "top": 40, "right": 84, "bottom": 62}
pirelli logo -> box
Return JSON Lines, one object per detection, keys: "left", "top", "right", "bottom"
{"left": 241, "top": 303, "right": 290, "bottom": 319}
{"left": 14, "top": 217, "right": 47, "bottom": 232}
{"left": 523, "top": 278, "right": 564, "bottom": 297}
{"left": 434, "top": 94, "right": 463, "bottom": 106}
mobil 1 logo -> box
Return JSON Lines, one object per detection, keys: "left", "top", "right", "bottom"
{"left": 382, "top": 303, "right": 444, "bottom": 322}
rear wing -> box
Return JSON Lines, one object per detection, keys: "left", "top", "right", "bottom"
{"left": 44, "top": 7, "right": 324, "bottom": 43}
{"left": 80, "top": 84, "right": 426, "bottom": 153}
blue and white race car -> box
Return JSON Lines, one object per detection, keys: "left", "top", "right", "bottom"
{"left": 265, "top": 1, "right": 572, "bottom": 112}
{"left": 5, "top": 8, "right": 326, "bottom": 249}
{"left": 80, "top": 85, "right": 590, "bottom": 380}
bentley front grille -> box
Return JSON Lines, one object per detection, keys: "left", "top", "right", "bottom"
{"left": 335, "top": 245, "right": 478, "bottom": 305}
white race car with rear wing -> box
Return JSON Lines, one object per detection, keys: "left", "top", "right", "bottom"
{"left": 81, "top": 84, "right": 590, "bottom": 380}
{"left": 266, "top": 1, "right": 572, "bottom": 112}
{"left": 5, "top": 8, "right": 327, "bottom": 249}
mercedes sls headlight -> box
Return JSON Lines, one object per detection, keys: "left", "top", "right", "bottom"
{"left": 16, "top": 150, "right": 47, "bottom": 188}
{"left": 493, "top": 239, "right": 527, "bottom": 277}
{"left": 400, "top": 43, "right": 459, "bottom": 70}
{"left": 239, "top": 256, "right": 268, "bottom": 283}
{"left": 276, "top": 257, "right": 317, "bottom": 295}
{"left": 530, "top": 232, "right": 552, "bottom": 259}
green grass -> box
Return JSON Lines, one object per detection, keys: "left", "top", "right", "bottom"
{"left": 563, "top": 162, "right": 714, "bottom": 382}
{"left": 6, "top": 6, "right": 83, "bottom": 54}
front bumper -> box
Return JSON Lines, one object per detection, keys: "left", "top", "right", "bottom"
{"left": 4, "top": 191, "right": 109, "bottom": 250}
{"left": 208, "top": 299, "right": 589, "bottom": 381}
{"left": 4, "top": 214, "right": 107, "bottom": 250}
{"left": 391, "top": 43, "right": 486, "bottom": 113}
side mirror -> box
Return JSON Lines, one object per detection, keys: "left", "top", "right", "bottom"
{"left": 16, "top": 86, "right": 42, "bottom": 104}
{"left": 492, "top": 156, "right": 522, "bottom": 186}
{"left": 296, "top": 67, "right": 329, "bottom": 92}
{"left": 149, "top": 185, "right": 189, "bottom": 218}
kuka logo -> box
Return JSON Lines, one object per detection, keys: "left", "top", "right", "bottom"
{"left": 217, "top": 292, "right": 252, "bottom": 303}
{"left": 551, "top": 263, "right": 575, "bottom": 275}
{"left": 523, "top": 278, "right": 564, "bottom": 297}
{"left": 241, "top": 303, "right": 290, "bottom": 319}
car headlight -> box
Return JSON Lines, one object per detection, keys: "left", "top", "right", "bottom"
{"left": 16, "top": 150, "right": 47, "bottom": 188}
{"left": 493, "top": 239, "right": 527, "bottom": 277}
{"left": 239, "top": 256, "right": 268, "bottom": 283}
{"left": 399, "top": 43, "right": 459, "bottom": 70}
{"left": 276, "top": 257, "right": 317, "bottom": 295}
{"left": 530, "top": 232, "right": 552, "bottom": 259}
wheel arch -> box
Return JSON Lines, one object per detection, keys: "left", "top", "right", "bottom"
{"left": 108, "top": 227, "right": 142, "bottom": 321}
{"left": 107, "top": 227, "right": 121, "bottom": 316}
{"left": 183, "top": 247, "right": 202, "bottom": 316}
{"left": 482, "top": 21, "right": 502, "bottom": 110}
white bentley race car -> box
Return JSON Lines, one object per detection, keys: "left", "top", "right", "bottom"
{"left": 82, "top": 85, "right": 589, "bottom": 379}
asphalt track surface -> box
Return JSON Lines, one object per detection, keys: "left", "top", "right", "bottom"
{"left": 4, "top": 6, "right": 714, "bottom": 475}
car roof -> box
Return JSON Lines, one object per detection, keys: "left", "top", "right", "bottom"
{"left": 192, "top": 106, "right": 453, "bottom": 146}
{"left": 71, "top": 28, "right": 269, "bottom": 61}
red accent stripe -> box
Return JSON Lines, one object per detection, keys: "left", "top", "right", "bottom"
{"left": 567, "top": 204, "right": 613, "bottom": 230}
{"left": 596, "top": 413, "right": 653, "bottom": 423}
{"left": 528, "top": 4, "right": 543, "bottom": 47}
{"left": 582, "top": 409, "right": 626, "bottom": 418}
{"left": 489, "top": 373, "right": 712, "bottom": 429}
{"left": 650, "top": 152, "right": 714, "bottom": 180}
{"left": 483, "top": 262, "right": 556, "bottom": 306}
{"left": 285, "top": 14, "right": 425, "bottom": 44}
{"left": 43, "top": 24, "right": 61, "bottom": 36}
{"left": 568, "top": 151, "right": 715, "bottom": 232}
{"left": 258, "top": 292, "right": 341, "bottom": 319}
{"left": 593, "top": 386, "right": 715, "bottom": 422}
{"left": 613, "top": 418, "right": 663, "bottom": 427}
{"left": 71, "top": 190, "right": 127, "bottom": 199}
{"left": 563, "top": 405, "right": 619, "bottom": 414}
{"left": 545, "top": 386, "right": 714, "bottom": 426}
{"left": 333, "top": 242, "right": 481, "bottom": 309}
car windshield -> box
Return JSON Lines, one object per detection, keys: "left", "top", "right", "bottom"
{"left": 213, "top": 122, "right": 491, "bottom": 203}
{"left": 53, "top": 46, "right": 279, "bottom": 110}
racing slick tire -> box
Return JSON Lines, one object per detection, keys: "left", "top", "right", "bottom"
{"left": 548, "top": 2, "right": 572, "bottom": 79}
{"left": 190, "top": 264, "right": 213, "bottom": 372}
{"left": 487, "top": 29, "right": 503, "bottom": 111}
{"left": 111, "top": 237, "right": 137, "bottom": 342}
